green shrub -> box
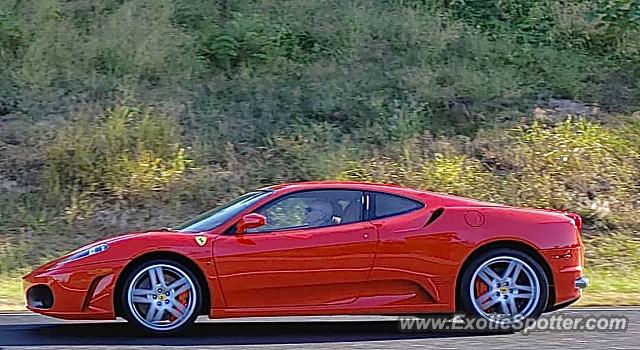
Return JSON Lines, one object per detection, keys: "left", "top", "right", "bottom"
{"left": 15, "top": 0, "right": 86, "bottom": 89}
{"left": 14, "top": 0, "right": 200, "bottom": 90}
{"left": 85, "top": 0, "right": 200, "bottom": 87}
{"left": 43, "top": 105, "right": 193, "bottom": 208}
{"left": 341, "top": 119, "right": 640, "bottom": 226}
{"left": 341, "top": 152, "right": 500, "bottom": 200}
{"left": 490, "top": 119, "right": 639, "bottom": 222}
{"left": 0, "top": 9, "right": 22, "bottom": 58}
{"left": 262, "top": 122, "right": 358, "bottom": 182}
{"left": 593, "top": 0, "right": 640, "bottom": 56}
{"left": 196, "top": 11, "right": 328, "bottom": 72}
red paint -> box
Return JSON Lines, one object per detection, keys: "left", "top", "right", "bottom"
{"left": 236, "top": 213, "right": 267, "bottom": 234}
{"left": 23, "top": 181, "right": 585, "bottom": 320}
{"left": 464, "top": 210, "right": 485, "bottom": 227}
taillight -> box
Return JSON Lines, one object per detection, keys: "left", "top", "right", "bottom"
{"left": 567, "top": 212, "right": 583, "bottom": 233}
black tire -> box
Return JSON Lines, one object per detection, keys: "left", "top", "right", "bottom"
{"left": 120, "top": 259, "right": 202, "bottom": 335}
{"left": 458, "top": 248, "right": 549, "bottom": 328}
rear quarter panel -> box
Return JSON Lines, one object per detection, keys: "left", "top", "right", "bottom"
{"left": 370, "top": 205, "right": 582, "bottom": 310}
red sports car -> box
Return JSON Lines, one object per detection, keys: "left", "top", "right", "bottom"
{"left": 23, "top": 181, "right": 588, "bottom": 334}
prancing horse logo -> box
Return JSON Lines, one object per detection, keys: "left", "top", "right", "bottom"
{"left": 195, "top": 236, "right": 207, "bottom": 246}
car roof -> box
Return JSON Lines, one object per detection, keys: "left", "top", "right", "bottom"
{"left": 260, "top": 181, "right": 505, "bottom": 208}
{"left": 262, "top": 181, "right": 428, "bottom": 196}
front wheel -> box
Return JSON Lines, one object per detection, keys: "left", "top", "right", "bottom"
{"left": 458, "top": 248, "right": 549, "bottom": 326}
{"left": 121, "top": 259, "right": 202, "bottom": 334}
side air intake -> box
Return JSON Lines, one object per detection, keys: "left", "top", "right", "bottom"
{"left": 424, "top": 207, "right": 445, "bottom": 227}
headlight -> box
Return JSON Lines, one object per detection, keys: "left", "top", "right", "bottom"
{"left": 62, "top": 243, "right": 108, "bottom": 263}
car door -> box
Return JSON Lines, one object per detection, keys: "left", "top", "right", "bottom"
{"left": 213, "top": 189, "right": 378, "bottom": 309}
{"left": 366, "top": 191, "right": 448, "bottom": 306}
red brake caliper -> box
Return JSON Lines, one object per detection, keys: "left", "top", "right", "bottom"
{"left": 475, "top": 279, "right": 489, "bottom": 310}
{"left": 169, "top": 292, "right": 189, "bottom": 322}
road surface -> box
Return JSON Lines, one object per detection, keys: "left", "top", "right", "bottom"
{"left": 0, "top": 308, "right": 638, "bottom": 349}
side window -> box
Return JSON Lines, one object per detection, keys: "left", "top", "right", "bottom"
{"left": 371, "top": 192, "right": 423, "bottom": 219}
{"left": 251, "top": 190, "right": 364, "bottom": 232}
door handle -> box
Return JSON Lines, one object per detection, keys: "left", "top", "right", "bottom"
{"left": 285, "top": 233, "right": 312, "bottom": 239}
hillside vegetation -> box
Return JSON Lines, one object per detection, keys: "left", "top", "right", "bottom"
{"left": 1, "top": 0, "right": 639, "bottom": 307}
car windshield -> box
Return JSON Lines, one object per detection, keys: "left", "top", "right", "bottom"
{"left": 175, "top": 190, "right": 272, "bottom": 233}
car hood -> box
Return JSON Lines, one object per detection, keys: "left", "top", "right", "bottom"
{"left": 26, "top": 232, "right": 140, "bottom": 274}
{"left": 25, "top": 230, "right": 197, "bottom": 276}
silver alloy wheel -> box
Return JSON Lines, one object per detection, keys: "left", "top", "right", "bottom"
{"left": 126, "top": 263, "right": 197, "bottom": 331}
{"left": 470, "top": 256, "right": 540, "bottom": 323}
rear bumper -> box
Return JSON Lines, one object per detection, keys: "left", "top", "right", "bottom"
{"left": 542, "top": 246, "right": 585, "bottom": 306}
{"left": 544, "top": 276, "right": 587, "bottom": 312}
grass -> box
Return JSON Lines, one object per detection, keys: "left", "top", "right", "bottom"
{"left": 577, "top": 268, "right": 640, "bottom": 306}
{"left": 0, "top": 273, "right": 24, "bottom": 311}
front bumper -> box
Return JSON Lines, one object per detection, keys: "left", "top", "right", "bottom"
{"left": 23, "top": 260, "right": 127, "bottom": 320}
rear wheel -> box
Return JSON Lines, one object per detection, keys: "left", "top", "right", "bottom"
{"left": 458, "top": 248, "right": 549, "bottom": 326}
{"left": 121, "top": 259, "right": 202, "bottom": 334}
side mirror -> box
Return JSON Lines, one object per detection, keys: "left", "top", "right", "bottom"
{"left": 236, "top": 213, "right": 267, "bottom": 234}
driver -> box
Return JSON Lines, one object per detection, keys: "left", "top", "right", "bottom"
{"left": 303, "top": 200, "right": 335, "bottom": 227}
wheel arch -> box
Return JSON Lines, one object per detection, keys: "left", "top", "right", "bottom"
{"left": 113, "top": 251, "right": 211, "bottom": 317}
{"left": 454, "top": 240, "right": 555, "bottom": 312}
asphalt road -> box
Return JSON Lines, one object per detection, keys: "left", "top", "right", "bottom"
{"left": 0, "top": 308, "right": 638, "bottom": 349}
